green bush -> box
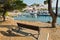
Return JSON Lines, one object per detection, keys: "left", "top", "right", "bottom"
{"left": 5, "top": 12, "right": 8, "bottom": 16}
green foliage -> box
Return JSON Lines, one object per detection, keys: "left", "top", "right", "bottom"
{"left": 0, "top": 0, "right": 27, "bottom": 17}
{"left": 5, "top": 12, "right": 8, "bottom": 16}
{"left": 12, "top": 0, "right": 27, "bottom": 10}
{"left": 0, "top": 0, "right": 27, "bottom": 11}
{"left": 31, "top": 4, "right": 39, "bottom": 6}
{"left": 44, "top": 1, "right": 48, "bottom": 4}
{"left": 44, "top": 0, "right": 48, "bottom": 4}
{"left": 44, "top": 1, "right": 47, "bottom": 4}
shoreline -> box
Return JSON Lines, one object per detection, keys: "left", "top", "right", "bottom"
{"left": 0, "top": 18, "right": 60, "bottom": 40}
{"left": 15, "top": 20, "right": 60, "bottom": 28}
{"left": 0, "top": 17, "right": 60, "bottom": 28}
{"left": 15, "top": 20, "right": 51, "bottom": 27}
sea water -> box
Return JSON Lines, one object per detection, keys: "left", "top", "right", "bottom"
{"left": 13, "top": 13, "right": 60, "bottom": 25}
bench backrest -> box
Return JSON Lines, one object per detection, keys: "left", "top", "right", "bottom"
{"left": 17, "top": 23, "right": 39, "bottom": 31}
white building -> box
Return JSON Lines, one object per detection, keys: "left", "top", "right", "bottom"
{"left": 23, "top": 4, "right": 48, "bottom": 12}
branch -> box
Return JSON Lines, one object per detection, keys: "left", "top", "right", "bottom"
{"left": 56, "top": 0, "right": 58, "bottom": 16}
{"left": 48, "top": 0, "right": 55, "bottom": 16}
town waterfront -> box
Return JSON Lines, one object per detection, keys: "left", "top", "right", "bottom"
{"left": 13, "top": 12, "right": 60, "bottom": 25}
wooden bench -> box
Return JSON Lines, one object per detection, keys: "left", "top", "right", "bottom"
{"left": 17, "top": 23, "right": 40, "bottom": 40}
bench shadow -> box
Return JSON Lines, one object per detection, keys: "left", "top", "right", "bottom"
{"left": 0, "top": 30, "right": 24, "bottom": 37}
{"left": 12, "top": 29, "right": 38, "bottom": 40}
{"left": 0, "top": 21, "right": 4, "bottom": 22}
{"left": 0, "top": 25, "right": 38, "bottom": 38}
{"left": 0, "top": 25, "right": 17, "bottom": 27}
{"left": 12, "top": 29, "right": 31, "bottom": 36}
{"left": 0, "top": 25, "right": 17, "bottom": 29}
{"left": 0, "top": 24, "right": 52, "bottom": 40}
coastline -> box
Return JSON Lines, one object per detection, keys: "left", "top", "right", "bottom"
{"left": 0, "top": 17, "right": 60, "bottom": 28}
{"left": 15, "top": 20, "right": 51, "bottom": 28}
{"left": 15, "top": 20, "right": 60, "bottom": 28}
{"left": 0, "top": 18, "right": 60, "bottom": 40}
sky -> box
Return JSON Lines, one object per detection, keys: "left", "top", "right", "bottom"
{"left": 23, "top": 0, "right": 60, "bottom": 7}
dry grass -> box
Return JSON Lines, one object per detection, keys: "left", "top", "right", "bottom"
{"left": 0, "top": 18, "right": 60, "bottom": 40}
{"left": 0, "top": 18, "right": 34, "bottom": 40}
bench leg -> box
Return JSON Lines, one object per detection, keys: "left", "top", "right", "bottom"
{"left": 17, "top": 27, "right": 22, "bottom": 31}
{"left": 17, "top": 26, "right": 24, "bottom": 32}
{"left": 37, "top": 28, "right": 40, "bottom": 40}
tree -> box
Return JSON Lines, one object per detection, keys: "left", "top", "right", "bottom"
{"left": 0, "top": 0, "right": 27, "bottom": 21}
{"left": 12, "top": 0, "right": 27, "bottom": 10}
{"left": 44, "top": 0, "right": 58, "bottom": 28}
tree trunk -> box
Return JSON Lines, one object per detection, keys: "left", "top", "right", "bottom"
{"left": 52, "top": 0, "right": 58, "bottom": 28}
{"left": 56, "top": 0, "right": 58, "bottom": 15}
{"left": 48, "top": 0, "right": 56, "bottom": 27}
{"left": 3, "top": 15, "right": 5, "bottom": 21}
{"left": 2, "top": 10, "right": 6, "bottom": 21}
{"left": 48, "top": 0, "right": 58, "bottom": 28}
{"left": 52, "top": 16, "right": 57, "bottom": 28}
